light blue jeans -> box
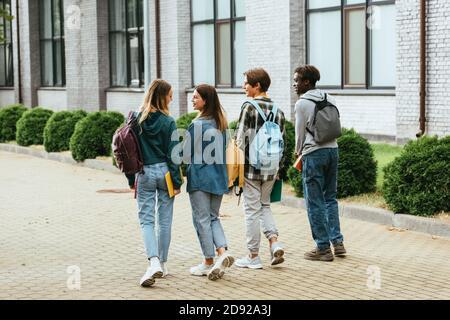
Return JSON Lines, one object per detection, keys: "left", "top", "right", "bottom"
{"left": 302, "top": 148, "right": 344, "bottom": 251}
{"left": 189, "top": 191, "right": 228, "bottom": 259}
{"left": 136, "top": 163, "right": 174, "bottom": 263}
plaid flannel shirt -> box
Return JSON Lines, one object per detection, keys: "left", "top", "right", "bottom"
{"left": 234, "top": 97, "right": 286, "bottom": 181}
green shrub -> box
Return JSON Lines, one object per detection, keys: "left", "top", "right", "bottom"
{"left": 382, "top": 136, "right": 450, "bottom": 216}
{"left": 176, "top": 112, "right": 198, "bottom": 130}
{"left": 43, "top": 110, "right": 87, "bottom": 152}
{"left": 0, "top": 104, "right": 27, "bottom": 142}
{"left": 228, "top": 120, "right": 238, "bottom": 130}
{"left": 69, "top": 111, "right": 125, "bottom": 162}
{"left": 288, "top": 128, "right": 377, "bottom": 198}
{"left": 279, "top": 120, "right": 296, "bottom": 181}
{"left": 16, "top": 107, "right": 54, "bottom": 146}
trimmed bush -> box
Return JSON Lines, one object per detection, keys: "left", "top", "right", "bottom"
{"left": 16, "top": 107, "right": 54, "bottom": 146}
{"left": 279, "top": 120, "right": 295, "bottom": 181}
{"left": 288, "top": 128, "right": 377, "bottom": 198}
{"left": 176, "top": 112, "right": 198, "bottom": 131}
{"left": 228, "top": 120, "right": 238, "bottom": 130}
{"left": 0, "top": 104, "right": 27, "bottom": 142}
{"left": 383, "top": 136, "right": 450, "bottom": 216}
{"left": 70, "top": 111, "right": 125, "bottom": 162}
{"left": 43, "top": 110, "right": 87, "bottom": 152}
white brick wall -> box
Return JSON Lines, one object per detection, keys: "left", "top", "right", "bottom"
{"left": 334, "top": 95, "right": 397, "bottom": 137}
{"left": 0, "top": 90, "right": 16, "bottom": 107}
{"left": 106, "top": 91, "right": 145, "bottom": 116}
{"left": 396, "top": 0, "right": 450, "bottom": 140}
{"left": 37, "top": 89, "right": 67, "bottom": 111}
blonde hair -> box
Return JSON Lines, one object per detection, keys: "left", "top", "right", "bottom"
{"left": 139, "top": 79, "right": 172, "bottom": 125}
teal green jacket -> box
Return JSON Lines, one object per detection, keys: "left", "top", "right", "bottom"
{"left": 132, "top": 111, "right": 182, "bottom": 189}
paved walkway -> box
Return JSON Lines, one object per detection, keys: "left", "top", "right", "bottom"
{"left": 1, "top": 150, "right": 450, "bottom": 300}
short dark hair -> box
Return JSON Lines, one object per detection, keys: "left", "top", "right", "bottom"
{"left": 244, "top": 68, "right": 271, "bottom": 92}
{"left": 295, "top": 65, "right": 321, "bottom": 86}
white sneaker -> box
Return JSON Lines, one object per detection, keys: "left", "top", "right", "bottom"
{"left": 270, "top": 242, "right": 285, "bottom": 266}
{"left": 190, "top": 263, "right": 213, "bottom": 276}
{"left": 208, "top": 252, "right": 235, "bottom": 281}
{"left": 140, "top": 264, "right": 163, "bottom": 287}
{"left": 235, "top": 255, "right": 263, "bottom": 269}
{"left": 161, "top": 262, "right": 169, "bottom": 278}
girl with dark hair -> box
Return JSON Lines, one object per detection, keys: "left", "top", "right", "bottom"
{"left": 184, "top": 84, "right": 235, "bottom": 281}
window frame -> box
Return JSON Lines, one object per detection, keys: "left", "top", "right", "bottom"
{"left": 39, "top": 0, "right": 66, "bottom": 88}
{"left": 0, "top": 0, "right": 13, "bottom": 87}
{"left": 305, "top": 0, "right": 396, "bottom": 90}
{"left": 190, "top": 0, "right": 246, "bottom": 88}
{"left": 108, "top": 0, "right": 145, "bottom": 88}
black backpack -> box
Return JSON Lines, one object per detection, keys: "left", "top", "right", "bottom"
{"left": 301, "top": 93, "right": 342, "bottom": 144}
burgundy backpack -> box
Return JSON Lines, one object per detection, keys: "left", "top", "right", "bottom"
{"left": 112, "top": 111, "right": 144, "bottom": 174}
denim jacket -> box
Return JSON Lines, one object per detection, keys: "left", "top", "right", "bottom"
{"left": 184, "top": 117, "right": 228, "bottom": 195}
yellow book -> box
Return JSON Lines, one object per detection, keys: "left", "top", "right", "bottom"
{"left": 165, "top": 172, "right": 175, "bottom": 198}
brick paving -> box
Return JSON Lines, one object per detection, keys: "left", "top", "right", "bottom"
{"left": 1, "top": 150, "right": 450, "bottom": 300}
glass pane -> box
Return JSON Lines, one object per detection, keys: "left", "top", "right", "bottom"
{"left": 139, "top": 31, "right": 144, "bottom": 85}
{"left": 234, "top": 0, "right": 245, "bottom": 17}
{"left": 41, "top": 40, "right": 54, "bottom": 86}
{"left": 0, "top": 45, "right": 5, "bottom": 86}
{"left": 129, "top": 33, "right": 140, "bottom": 87}
{"left": 217, "top": 23, "right": 231, "bottom": 85}
{"left": 192, "top": 0, "right": 214, "bottom": 22}
{"left": 6, "top": 44, "right": 13, "bottom": 86}
{"left": 53, "top": 0, "right": 61, "bottom": 37}
{"left": 345, "top": 8, "right": 365, "bottom": 85}
{"left": 109, "top": 0, "right": 126, "bottom": 31}
{"left": 346, "top": 0, "right": 365, "bottom": 4}
{"left": 234, "top": 20, "right": 246, "bottom": 86}
{"left": 40, "top": 0, "right": 53, "bottom": 39}
{"left": 217, "top": 0, "right": 230, "bottom": 19}
{"left": 127, "top": 0, "right": 138, "bottom": 28}
{"left": 192, "top": 24, "right": 215, "bottom": 85}
{"left": 54, "top": 40, "right": 64, "bottom": 86}
{"left": 308, "top": 0, "right": 340, "bottom": 10}
{"left": 371, "top": 4, "right": 396, "bottom": 87}
{"left": 308, "top": 11, "right": 341, "bottom": 86}
{"left": 138, "top": 0, "right": 143, "bottom": 27}
{"left": 110, "top": 33, "right": 127, "bottom": 86}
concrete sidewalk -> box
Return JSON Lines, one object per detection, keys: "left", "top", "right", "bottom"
{"left": 1, "top": 150, "right": 450, "bottom": 300}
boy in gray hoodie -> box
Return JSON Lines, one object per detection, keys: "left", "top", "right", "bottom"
{"left": 293, "top": 65, "right": 346, "bottom": 261}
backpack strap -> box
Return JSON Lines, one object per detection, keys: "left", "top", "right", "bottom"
{"left": 245, "top": 100, "right": 278, "bottom": 123}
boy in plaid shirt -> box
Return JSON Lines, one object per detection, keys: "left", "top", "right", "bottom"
{"left": 234, "top": 68, "right": 286, "bottom": 269}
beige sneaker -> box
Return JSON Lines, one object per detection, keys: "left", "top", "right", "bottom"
{"left": 304, "top": 247, "right": 334, "bottom": 262}
{"left": 333, "top": 243, "right": 347, "bottom": 256}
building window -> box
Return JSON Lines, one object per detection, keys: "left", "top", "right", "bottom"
{"left": 191, "top": 0, "right": 246, "bottom": 87}
{"left": 39, "top": 0, "right": 66, "bottom": 87}
{"left": 0, "top": 0, "right": 13, "bottom": 87}
{"left": 109, "top": 0, "right": 144, "bottom": 88}
{"left": 306, "top": 0, "right": 396, "bottom": 89}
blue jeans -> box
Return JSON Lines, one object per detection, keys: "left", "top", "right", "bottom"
{"left": 302, "top": 148, "right": 343, "bottom": 251}
{"left": 189, "top": 191, "right": 228, "bottom": 259}
{"left": 136, "top": 163, "right": 174, "bottom": 262}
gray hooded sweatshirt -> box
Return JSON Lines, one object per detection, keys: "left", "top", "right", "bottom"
{"left": 294, "top": 89, "right": 338, "bottom": 156}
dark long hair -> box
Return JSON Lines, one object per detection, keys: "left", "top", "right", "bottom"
{"left": 195, "top": 84, "right": 228, "bottom": 132}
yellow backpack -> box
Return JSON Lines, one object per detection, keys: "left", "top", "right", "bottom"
{"left": 226, "top": 138, "right": 245, "bottom": 197}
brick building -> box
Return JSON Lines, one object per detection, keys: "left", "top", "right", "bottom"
{"left": 0, "top": 0, "right": 448, "bottom": 142}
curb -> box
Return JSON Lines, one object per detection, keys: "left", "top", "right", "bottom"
{"left": 281, "top": 195, "right": 450, "bottom": 239}
{"left": 2, "top": 143, "right": 449, "bottom": 239}
{"left": 0, "top": 143, "right": 121, "bottom": 175}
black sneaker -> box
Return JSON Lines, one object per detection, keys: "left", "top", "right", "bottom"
{"left": 304, "top": 248, "right": 334, "bottom": 262}
{"left": 333, "top": 242, "right": 347, "bottom": 257}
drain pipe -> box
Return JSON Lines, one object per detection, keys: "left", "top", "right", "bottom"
{"left": 417, "top": 0, "right": 426, "bottom": 138}
{"left": 16, "top": 0, "right": 22, "bottom": 104}
{"left": 155, "top": 0, "right": 161, "bottom": 79}
{"left": 143, "top": 0, "right": 151, "bottom": 88}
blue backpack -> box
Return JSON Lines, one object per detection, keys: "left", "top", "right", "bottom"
{"left": 247, "top": 100, "right": 284, "bottom": 172}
